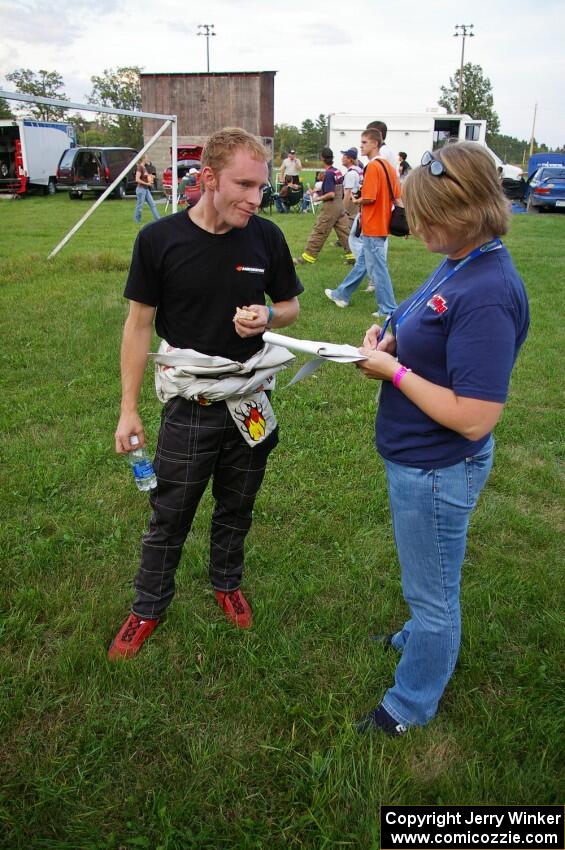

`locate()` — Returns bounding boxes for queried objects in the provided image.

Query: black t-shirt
[124,210,304,360]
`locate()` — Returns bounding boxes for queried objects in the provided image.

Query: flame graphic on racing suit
[234,400,267,441]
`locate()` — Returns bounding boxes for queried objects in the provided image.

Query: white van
[328,110,522,180]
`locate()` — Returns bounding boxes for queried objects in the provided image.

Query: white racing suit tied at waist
[150,339,295,447]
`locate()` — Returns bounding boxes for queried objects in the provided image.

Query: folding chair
[284,183,304,213]
[260,182,274,215]
[304,184,322,215]
[164,180,186,213]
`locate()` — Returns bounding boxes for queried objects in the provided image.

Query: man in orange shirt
[325,128,399,317]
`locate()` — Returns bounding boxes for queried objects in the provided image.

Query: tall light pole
[198,24,216,73]
[453,24,474,114]
[529,102,538,156]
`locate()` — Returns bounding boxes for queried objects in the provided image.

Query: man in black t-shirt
[109,128,303,660]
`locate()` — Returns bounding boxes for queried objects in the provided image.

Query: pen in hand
[377,315,392,345]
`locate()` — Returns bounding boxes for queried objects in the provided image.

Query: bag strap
[376,158,396,204]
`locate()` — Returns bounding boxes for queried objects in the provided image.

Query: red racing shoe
[215,589,253,629]
[107,613,159,660]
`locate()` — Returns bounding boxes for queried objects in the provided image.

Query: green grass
[1,195,564,849]
[270,169,319,187]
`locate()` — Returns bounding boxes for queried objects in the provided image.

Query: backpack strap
[329,165,344,185]
[376,158,397,203]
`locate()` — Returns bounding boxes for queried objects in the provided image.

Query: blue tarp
[527,153,565,180]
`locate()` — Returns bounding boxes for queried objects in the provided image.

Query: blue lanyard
[378,239,503,341]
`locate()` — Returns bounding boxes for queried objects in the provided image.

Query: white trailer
[0,119,76,195]
[328,110,521,179]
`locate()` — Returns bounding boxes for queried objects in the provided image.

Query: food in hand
[235,307,258,321]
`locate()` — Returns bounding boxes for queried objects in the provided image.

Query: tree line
[439,63,564,164]
[2,66,563,164]
[274,115,328,161]
[0,67,144,150]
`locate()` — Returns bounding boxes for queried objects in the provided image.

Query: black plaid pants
[132,397,279,619]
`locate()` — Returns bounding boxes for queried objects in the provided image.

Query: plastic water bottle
[127,435,157,491]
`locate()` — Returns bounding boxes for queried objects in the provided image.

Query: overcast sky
[1,0,563,149]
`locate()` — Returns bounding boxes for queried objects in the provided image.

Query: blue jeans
[348,216,390,261]
[348,215,364,259]
[363,235,397,315]
[381,437,494,727]
[329,233,392,310]
[330,252,367,304]
[135,187,160,223]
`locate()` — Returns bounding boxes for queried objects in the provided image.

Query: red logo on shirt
[427,294,448,314]
[236,265,265,274]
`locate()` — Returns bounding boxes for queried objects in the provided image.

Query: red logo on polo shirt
[427,294,448,314]
[236,265,265,274]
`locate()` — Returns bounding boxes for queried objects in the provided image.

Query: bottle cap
[129,435,140,447]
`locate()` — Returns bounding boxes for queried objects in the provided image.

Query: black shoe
[371,633,395,650]
[355,704,408,737]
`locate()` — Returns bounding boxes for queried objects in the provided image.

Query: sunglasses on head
[421,150,463,188]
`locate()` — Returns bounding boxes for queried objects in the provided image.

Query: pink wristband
[392,365,411,388]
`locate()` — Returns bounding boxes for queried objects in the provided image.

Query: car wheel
[0,161,8,178]
[114,181,126,199]
[46,178,56,196]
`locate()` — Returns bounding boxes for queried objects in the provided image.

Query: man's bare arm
[115,301,156,453]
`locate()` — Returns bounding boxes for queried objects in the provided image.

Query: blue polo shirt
[376,244,530,469]
[321,166,343,195]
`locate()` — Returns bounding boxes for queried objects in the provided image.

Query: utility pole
[453,24,474,114]
[198,24,216,73]
[529,102,538,156]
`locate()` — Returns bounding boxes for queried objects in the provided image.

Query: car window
[107,150,126,165]
[59,149,77,168]
[540,168,565,180]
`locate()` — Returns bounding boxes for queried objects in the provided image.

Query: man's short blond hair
[201,127,268,174]
[403,142,511,241]
[361,128,383,147]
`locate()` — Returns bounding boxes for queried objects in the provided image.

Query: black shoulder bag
[376,159,410,237]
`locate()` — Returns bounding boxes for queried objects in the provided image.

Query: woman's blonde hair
[402,142,511,241]
[201,127,268,174]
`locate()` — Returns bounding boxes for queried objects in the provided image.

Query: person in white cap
[341,147,363,224]
[279,149,302,185]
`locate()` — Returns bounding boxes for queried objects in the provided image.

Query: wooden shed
[140,71,276,178]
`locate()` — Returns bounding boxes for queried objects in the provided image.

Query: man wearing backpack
[293,147,354,265]
[325,128,399,317]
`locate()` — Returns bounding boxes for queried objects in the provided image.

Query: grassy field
[0,194,563,849]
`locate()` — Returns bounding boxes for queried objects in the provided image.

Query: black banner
[381,806,564,850]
